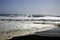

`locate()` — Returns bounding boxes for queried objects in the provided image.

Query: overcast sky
[0,0,60,15]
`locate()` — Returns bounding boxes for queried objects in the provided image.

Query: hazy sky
[0,0,60,15]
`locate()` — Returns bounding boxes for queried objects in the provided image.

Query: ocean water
[0,14,60,22]
[0,14,60,40]
[0,14,26,17]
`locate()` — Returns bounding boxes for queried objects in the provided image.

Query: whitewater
[0,16,60,40]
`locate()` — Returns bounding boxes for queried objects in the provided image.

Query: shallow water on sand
[0,20,58,40]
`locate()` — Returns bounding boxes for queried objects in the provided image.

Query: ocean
[0,14,60,40]
[0,14,25,17]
